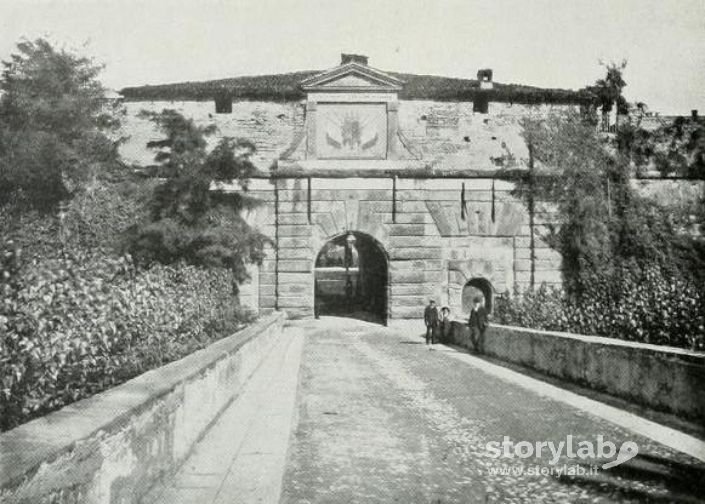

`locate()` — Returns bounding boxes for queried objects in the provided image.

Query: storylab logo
[486,435,639,469]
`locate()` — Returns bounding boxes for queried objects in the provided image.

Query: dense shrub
[0,38,264,432]
[0,176,257,431]
[0,146,260,432]
[495,265,705,351]
[0,247,252,431]
[61,178,157,250]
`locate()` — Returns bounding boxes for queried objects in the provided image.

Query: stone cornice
[301,62,404,93]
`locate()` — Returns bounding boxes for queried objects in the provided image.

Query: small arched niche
[462,278,494,313]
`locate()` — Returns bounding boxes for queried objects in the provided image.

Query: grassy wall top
[119,70,594,106]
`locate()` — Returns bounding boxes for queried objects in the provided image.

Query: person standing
[439,306,452,343]
[423,299,439,346]
[468,296,489,353]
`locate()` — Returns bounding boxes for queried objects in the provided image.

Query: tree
[0,38,120,211]
[511,110,705,348]
[519,108,705,296]
[585,60,629,115]
[519,111,615,296]
[517,60,705,297]
[127,109,270,284]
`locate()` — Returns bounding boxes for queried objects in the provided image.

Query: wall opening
[314,231,388,324]
[214,92,232,114]
[462,277,493,313]
[473,94,489,114]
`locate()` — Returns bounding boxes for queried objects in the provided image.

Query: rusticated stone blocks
[247,176,563,320]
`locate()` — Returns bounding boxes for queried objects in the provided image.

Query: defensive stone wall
[118,99,572,171]
[397,101,575,170]
[0,312,286,504]
[118,101,305,169]
[446,322,705,423]
[119,97,702,322]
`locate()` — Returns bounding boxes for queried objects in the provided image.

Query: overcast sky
[1,0,703,114]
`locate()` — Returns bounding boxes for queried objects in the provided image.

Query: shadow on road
[558,453,705,503]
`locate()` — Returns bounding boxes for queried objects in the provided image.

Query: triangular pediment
[321,74,379,87]
[301,62,403,92]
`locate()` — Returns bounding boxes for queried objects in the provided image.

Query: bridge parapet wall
[0,312,287,504]
[447,321,705,423]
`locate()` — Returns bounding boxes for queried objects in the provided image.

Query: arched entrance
[314,232,388,324]
[462,277,494,313]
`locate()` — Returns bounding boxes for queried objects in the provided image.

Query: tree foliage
[519,111,615,295]
[127,109,270,283]
[0,38,121,210]
[519,110,704,295]
[0,40,264,431]
[583,60,629,114]
[618,115,705,179]
[510,100,705,348]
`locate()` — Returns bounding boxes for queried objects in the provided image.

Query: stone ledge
[446,321,705,423]
[491,324,705,364]
[0,312,287,503]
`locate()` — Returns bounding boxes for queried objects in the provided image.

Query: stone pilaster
[387,101,399,160]
[305,101,317,159]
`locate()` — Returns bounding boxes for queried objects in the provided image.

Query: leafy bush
[0,39,264,432]
[0,246,252,431]
[61,177,157,250]
[495,265,705,351]
[0,173,256,432]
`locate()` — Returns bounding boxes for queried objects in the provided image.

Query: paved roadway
[145,317,705,504]
[280,318,705,504]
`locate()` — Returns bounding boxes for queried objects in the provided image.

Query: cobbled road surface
[280,318,705,504]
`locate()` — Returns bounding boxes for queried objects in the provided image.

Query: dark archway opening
[462,277,494,314]
[314,232,388,324]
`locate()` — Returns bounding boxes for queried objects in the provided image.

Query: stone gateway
[121,55,571,323]
[238,56,564,323]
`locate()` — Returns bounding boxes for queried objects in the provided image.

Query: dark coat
[424,305,439,326]
[468,306,488,331]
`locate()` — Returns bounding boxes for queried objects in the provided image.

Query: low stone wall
[447,321,705,422]
[0,312,286,504]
